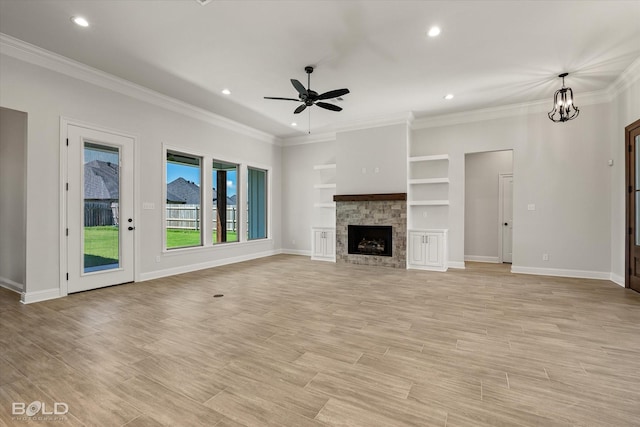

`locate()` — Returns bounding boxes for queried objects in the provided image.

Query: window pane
[213,160,239,244]
[166,151,202,249]
[248,167,267,240]
[84,142,120,272]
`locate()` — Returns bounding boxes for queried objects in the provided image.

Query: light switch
[527,204,535,211]
[143,202,155,210]
[361,167,367,174]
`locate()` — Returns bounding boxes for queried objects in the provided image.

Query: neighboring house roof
[166,190,186,204]
[167,177,201,204]
[213,193,237,206]
[84,160,119,200]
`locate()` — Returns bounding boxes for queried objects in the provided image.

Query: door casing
[625,118,640,291]
[60,117,139,297]
[498,173,514,264]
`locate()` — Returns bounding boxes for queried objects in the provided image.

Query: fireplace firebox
[348,225,392,257]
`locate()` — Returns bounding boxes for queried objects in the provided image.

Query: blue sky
[167,163,236,196]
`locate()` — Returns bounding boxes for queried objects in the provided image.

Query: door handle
[128,226,135,231]
[504,222,508,226]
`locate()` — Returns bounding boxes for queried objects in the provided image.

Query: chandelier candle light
[548,72,579,122]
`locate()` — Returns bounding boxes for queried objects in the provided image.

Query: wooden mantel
[333,193,407,202]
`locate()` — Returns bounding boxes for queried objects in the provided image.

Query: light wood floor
[1,256,640,426]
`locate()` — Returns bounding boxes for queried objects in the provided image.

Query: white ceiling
[1,1,639,139]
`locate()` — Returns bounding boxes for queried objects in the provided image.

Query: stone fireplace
[334,193,407,268]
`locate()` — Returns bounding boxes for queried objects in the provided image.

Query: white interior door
[500,174,513,263]
[67,124,135,293]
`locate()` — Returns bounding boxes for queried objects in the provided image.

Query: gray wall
[464,150,513,261]
[336,124,407,195]
[412,102,612,273]
[1,54,282,298]
[0,107,27,291]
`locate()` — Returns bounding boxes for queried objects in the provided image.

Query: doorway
[64,122,136,293]
[625,118,640,293]
[464,150,513,264]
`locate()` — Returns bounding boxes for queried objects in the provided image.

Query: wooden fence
[84,203,236,231]
[85,201,119,226]
[166,204,237,231]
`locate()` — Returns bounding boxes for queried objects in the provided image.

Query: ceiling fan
[264,66,350,114]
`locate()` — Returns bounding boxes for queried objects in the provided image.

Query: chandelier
[548,73,579,122]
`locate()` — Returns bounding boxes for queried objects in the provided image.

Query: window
[166,151,202,249]
[247,167,267,240]
[212,160,238,244]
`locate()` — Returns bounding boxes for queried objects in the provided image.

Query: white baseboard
[610,273,625,287]
[511,265,611,281]
[0,276,23,293]
[448,261,466,269]
[139,249,280,282]
[281,249,312,256]
[464,255,500,263]
[21,287,61,304]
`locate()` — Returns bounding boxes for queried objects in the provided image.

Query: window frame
[212,158,240,245]
[247,165,270,241]
[164,148,205,251]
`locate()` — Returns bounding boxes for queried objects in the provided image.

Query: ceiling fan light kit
[548,72,579,123]
[264,66,350,116]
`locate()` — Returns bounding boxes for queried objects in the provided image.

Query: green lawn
[84,226,119,268]
[84,227,238,265]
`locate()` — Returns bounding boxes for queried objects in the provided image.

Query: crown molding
[280,131,337,147]
[280,111,414,146]
[412,55,640,131]
[0,33,278,145]
[609,55,640,98]
[411,88,610,130]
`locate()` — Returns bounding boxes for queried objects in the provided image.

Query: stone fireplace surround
[334,193,407,268]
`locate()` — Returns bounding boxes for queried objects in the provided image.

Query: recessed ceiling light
[291,122,298,127]
[428,26,441,37]
[444,94,454,100]
[221,89,231,95]
[71,16,89,27]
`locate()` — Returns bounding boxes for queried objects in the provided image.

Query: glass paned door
[84,142,121,272]
[67,124,135,294]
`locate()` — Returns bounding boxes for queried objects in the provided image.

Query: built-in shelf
[409,154,449,162]
[314,202,336,208]
[408,178,449,185]
[409,200,450,206]
[313,163,337,170]
[313,183,337,189]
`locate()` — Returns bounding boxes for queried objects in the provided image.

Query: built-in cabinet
[407,229,448,271]
[311,227,336,262]
[406,147,450,270]
[311,163,336,261]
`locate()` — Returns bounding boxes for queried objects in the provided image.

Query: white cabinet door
[324,229,335,258]
[425,233,441,267]
[408,231,427,266]
[312,229,325,258]
[311,228,336,262]
[408,229,447,271]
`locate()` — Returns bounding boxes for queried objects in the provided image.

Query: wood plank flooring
[1,256,640,426]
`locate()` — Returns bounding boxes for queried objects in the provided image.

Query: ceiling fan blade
[316,102,342,112]
[264,97,300,101]
[294,104,307,114]
[291,79,308,96]
[317,88,350,100]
